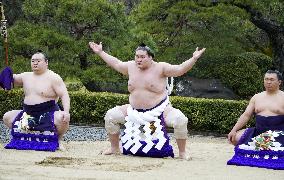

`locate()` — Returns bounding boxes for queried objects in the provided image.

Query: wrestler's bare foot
[101,148,121,155]
[58,142,66,151]
[178,152,192,160]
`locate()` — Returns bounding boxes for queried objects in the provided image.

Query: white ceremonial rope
[166,77,174,95]
[122,96,169,154]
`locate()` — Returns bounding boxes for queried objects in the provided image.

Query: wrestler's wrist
[191,56,198,62]
[97,50,104,56]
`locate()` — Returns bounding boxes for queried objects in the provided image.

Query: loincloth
[227,115,284,170]
[5,100,60,151]
[121,96,174,158]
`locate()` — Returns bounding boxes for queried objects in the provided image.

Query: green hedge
[191,52,272,99]
[0,90,253,134]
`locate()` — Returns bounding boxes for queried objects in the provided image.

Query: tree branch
[232,2,284,34]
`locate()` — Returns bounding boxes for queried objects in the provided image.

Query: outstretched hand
[192,47,206,60]
[89,42,103,54]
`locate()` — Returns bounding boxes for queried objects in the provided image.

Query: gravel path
[0,121,177,144]
[0,121,110,143]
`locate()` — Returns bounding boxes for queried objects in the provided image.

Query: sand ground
[0,136,283,180]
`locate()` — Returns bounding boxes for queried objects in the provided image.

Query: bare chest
[255,97,284,114]
[128,68,166,92]
[23,76,56,98]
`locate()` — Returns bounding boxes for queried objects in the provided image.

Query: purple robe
[0,66,13,90]
[227,115,284,170]
[5,100,60,151]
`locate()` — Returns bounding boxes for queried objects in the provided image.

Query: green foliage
[70,91,129,125]
[0,90,24,117]
[130,0,253,64]
[8,0,133,70]
[9,21,77,62]
[217,56,263,98]
[191,52,272,98]
[6,56,30,74]
[171,96,253,133]
[2,0,25,26]
[2,0,280,100]
[80,65,128,93]
[49,62,82,81]
[65,78,86,92]
[0,90,252,133]
[239,52,273,74]
[231,0,284,25]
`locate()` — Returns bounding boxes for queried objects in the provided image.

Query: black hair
[135,43,155,58]
[35,50,48,61]
[266,69,283,81]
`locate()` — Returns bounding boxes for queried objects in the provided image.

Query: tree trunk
[232,2,284,72]
[269,33,284,72]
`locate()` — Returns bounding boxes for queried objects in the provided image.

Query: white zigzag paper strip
[122,96,170,154]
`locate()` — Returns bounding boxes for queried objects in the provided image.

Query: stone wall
[174,77,238,99]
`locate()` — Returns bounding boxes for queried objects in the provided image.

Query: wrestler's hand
[192,47,206,60]
[61,111,70,123]
[227,130,236,144]
[89,42,103,54]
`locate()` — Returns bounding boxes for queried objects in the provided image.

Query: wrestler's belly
[129,90,167,109]
[24,95,58,105]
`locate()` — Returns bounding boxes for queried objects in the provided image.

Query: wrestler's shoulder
[47,70,63,80]
[47,70,60,76]
[253,92,265,98]
[156,62,171,69]
[247,92,263,103]
[20,72,33,77]
[278,90,284,96]
[127,60,135,65]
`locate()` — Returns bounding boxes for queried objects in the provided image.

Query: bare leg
[103,104,129,155]
[54,111,70,151]
[232,129,246,146]
[2,110,21,129]
[176,139,187,159]
[103,133,121,155]
[164,106,189,160]
[103,105,128,155]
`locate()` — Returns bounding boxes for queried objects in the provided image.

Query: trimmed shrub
[0,90,253,134]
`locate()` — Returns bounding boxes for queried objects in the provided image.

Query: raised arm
[228,96,256,144]
[162,47,206,77]
[89,42,128,75]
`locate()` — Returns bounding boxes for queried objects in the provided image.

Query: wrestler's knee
[54,111,69,127]
[104,106,125,134]
[2,112,11,128]
[3,110,20,129]
[54,111,69,136]
[166,109,188,139]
